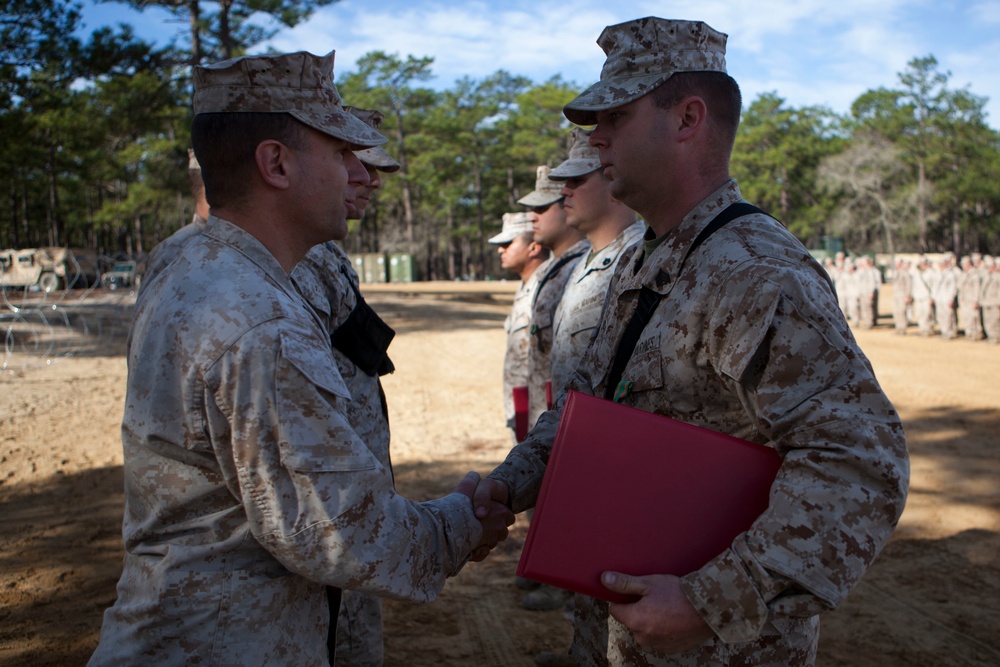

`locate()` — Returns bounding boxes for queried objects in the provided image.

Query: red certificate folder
[516,390,782,604]
[513,386,529,441]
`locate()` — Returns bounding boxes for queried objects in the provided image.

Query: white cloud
[256,0,998,127]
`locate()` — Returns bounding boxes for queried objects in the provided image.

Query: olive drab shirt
[88,217,481,667]
[490,181,909,666]
[549,221,645,394]
[526,239,590,426]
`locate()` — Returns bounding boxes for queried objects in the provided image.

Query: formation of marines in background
[822,251,1000,342]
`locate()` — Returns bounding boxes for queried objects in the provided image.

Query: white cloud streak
[256,0,1000,127]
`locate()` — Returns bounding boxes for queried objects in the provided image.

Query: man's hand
[602,571,715,654]
[454,472,514,561]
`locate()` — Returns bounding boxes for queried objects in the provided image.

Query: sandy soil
[1,285,998,666]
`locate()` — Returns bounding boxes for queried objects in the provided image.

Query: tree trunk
[219,0,233,59]
[917,159,928,251]
[189,0,203,64]
[48,145,60,247]
[391,112,415,246]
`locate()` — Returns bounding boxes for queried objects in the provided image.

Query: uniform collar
[624,179,743,293]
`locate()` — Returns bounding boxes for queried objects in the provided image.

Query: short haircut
[191,112,309,208]
[651,71,742,155]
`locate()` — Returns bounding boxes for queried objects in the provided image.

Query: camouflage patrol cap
[488,212,535,245]
[192,51,385,149]
[563,17,728,126]
[549,128,601,180]
[346,106,401,172]
[517,166,564,207]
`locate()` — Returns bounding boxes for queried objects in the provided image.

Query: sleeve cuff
[426,492,482,574]
[680,547,771,643]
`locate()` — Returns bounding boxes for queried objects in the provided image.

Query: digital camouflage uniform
[526,239,590,426]
[981,266,1000,343]
[958,263,984,340]
[892,263,913,334]
[933,260,959,339]
[910,263,935,335]
[503,268,542,435]
[549,221,645,393]
[291,242,393,667]
[88,216,481,667]
[141,217,206,287]
[490,181,909,666]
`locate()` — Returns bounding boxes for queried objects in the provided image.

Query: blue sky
[79,0,1000,129]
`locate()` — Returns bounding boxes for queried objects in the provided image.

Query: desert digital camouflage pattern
[142,219,207,290]
[192,51,386,149]
[292,242,392,666]
[501,268,541,435]
[549,221,644,394]
[490,180,909,665]
[525,239,590,426]
[518,165,565,207]
[88,216,480,667]
[981,264,1000,342]
[549,127,602,179]
[346,106,401,172]
[563,17,728,126]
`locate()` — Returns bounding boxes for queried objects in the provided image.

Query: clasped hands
[453,473,513,562]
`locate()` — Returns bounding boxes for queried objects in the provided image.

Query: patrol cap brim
[563,73,672,126]
[355,145,401,172]
[548,158,602,180]
[487,229,521,245]
[517,191,563,207]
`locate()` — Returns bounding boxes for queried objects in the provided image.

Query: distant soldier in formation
[892,258,913,335]
[981,256,1000,344]
[958,254,985,341]
[490,212,550,442]
[842,259,861,325]
[856,256,881,329]
[933,254,960,340]
[911,257,936,336]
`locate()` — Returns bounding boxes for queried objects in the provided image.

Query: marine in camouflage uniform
[317,106,403,667]
[478,18,908,666]
[981,257,1000,344]
[910,258,935,336]
[957,255,984,340]
[141,100,413,667]
[88,51,511,667]
[892,258,913,334]
[933,255,960,339]
[548,128,644,394]
[518,165,590,428]
[489,212,549,439]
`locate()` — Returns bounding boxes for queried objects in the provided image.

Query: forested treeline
[3,0,999,280]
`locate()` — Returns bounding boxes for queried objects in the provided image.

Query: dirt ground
[1,285,999,667]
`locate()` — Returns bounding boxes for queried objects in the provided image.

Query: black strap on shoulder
[531,245,588,309]
[602,202,765,400]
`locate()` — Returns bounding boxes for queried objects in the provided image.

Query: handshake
[453,472,515,562]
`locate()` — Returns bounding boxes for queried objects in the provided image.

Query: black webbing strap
[602,202,765,400]
[326,586,342,661]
